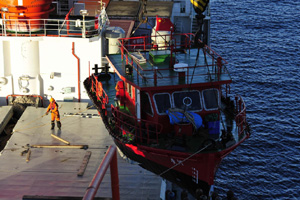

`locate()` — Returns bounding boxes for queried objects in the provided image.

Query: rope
[131,0,148,36]
[13,104,95,133]
[159,142,212,177]
[167,108,198,130]
[188,47,201,87]
[188,46,229,133]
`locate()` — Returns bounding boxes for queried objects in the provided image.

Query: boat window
[202,89,219,110]
[172,90,202,111]
[153,93,172,115]
[141,92,153,116]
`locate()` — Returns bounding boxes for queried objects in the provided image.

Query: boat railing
[0,7,108,38]
[83,145,120,200]
[89,72,163,144]
[235,95,248,137]
[90,74,109,112]
[118,33,230,83]
[111,105,163,145]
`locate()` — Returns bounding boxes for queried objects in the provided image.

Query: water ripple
[210,0,300,199]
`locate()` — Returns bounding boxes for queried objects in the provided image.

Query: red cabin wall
[124,82,136,116]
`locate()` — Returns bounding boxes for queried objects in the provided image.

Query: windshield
[153,93,171,114]
[202,89,219,110]
[173,91,202,111]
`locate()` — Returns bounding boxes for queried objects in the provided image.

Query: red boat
[84,25,250,195]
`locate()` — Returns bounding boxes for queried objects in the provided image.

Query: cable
[158,142,212,177]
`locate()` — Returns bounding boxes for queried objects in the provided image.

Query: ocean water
[209,0,300,199]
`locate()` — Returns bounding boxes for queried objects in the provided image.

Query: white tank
[10,39,40,95]
[105,27,125,54]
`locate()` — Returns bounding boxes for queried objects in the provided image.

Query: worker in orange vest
[45,98,61,130]
[115,80,125,107]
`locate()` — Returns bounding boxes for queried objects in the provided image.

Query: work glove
[45,112,48,115]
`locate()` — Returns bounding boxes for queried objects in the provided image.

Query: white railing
[0,7,108,38]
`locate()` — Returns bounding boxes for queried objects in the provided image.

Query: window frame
[172,90,203,112]
[141,92,154,117]
[202,88,220,111]
[153,92,172,115]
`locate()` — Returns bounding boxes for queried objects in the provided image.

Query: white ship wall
[0,36,104,105]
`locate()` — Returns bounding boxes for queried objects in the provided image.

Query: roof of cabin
[106,1,173,18]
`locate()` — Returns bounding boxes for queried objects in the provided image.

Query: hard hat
[49,98,55,103]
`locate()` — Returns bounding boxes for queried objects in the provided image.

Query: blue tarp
[166,110,203,129]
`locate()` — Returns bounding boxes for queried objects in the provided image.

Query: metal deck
[0,103,162,200]
[107,48,232,89]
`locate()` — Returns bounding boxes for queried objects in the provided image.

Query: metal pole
[83,145,120,200]
[110,149,120,200]
[82,15,86,38]
[3,12,6,36]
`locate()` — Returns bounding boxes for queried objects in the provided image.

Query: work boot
[57,121,61,130]
[51,121,55,130]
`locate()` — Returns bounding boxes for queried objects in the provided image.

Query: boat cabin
[85,32,248,152]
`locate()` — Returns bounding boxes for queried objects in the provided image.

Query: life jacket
[50,102,58,111]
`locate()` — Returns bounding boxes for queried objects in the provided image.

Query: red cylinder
[0,0,54,32]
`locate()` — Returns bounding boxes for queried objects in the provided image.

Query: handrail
[82,145,120,200]
[111,105,163,144]
[91,74,109,111]
[117,33,230,82]
[0,18,100,37]
[89,73,163,144]
[0,6,107,38]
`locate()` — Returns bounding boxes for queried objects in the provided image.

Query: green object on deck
[149,50,175,64]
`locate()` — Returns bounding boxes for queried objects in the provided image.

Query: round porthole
[183,97,192,107]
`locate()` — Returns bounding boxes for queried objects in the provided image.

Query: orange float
[0,0,54,32]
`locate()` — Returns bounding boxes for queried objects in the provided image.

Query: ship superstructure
[84,13,250,195]
[0,0,205,107]
[0,0,109,105]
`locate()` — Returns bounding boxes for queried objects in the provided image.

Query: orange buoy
[0,0,54,32]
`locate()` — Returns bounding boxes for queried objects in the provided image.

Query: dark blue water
[209,0,300,199]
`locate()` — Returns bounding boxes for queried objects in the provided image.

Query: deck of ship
[0,103,162,200]
[106,46,232,89]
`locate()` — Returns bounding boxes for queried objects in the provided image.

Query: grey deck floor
[0,103,162,200]
[107,49,231,89]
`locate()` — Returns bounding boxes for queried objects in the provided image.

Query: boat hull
[84,76,249,195]
[113,138,214,195]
